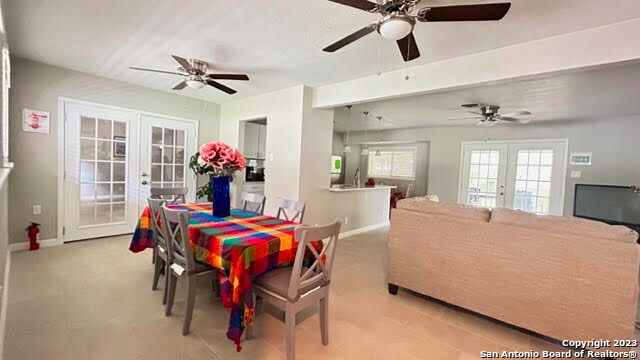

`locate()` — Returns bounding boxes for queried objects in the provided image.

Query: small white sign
[570,152,592,166]
[23,108,50,133]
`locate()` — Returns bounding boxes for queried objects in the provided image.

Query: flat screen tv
[573,184,640,234]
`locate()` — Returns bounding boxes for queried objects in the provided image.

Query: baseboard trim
[339,221,389,239]
[0,251,11,359]
[8,238,63,252]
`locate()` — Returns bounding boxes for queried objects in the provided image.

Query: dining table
[129,202,305,351]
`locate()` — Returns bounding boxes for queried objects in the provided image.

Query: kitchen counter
[328,185,397,193]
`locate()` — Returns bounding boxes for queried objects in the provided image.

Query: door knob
[141,180,149,185]
[141,172,148,177]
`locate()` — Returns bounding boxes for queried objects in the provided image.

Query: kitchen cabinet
[243,183,264,195]
[257,124,266,159]
[243,123,266,159]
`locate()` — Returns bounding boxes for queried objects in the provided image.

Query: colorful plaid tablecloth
[129,203,301,351]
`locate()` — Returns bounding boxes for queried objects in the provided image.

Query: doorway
[459,140,568,215]
[61,99,198,242]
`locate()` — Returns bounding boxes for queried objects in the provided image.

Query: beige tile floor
[4,228,569,360]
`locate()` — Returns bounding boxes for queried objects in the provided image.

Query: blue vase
[211,176,231,217]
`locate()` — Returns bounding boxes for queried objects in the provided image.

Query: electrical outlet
[33,205,42,215]
[344,217,349,225]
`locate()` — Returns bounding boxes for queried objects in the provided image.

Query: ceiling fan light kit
[378,12,415,40]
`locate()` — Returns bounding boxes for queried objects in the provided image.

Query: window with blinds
[367,147,416,180]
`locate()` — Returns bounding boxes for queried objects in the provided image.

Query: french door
[63,100,197,242]
[459,140,567,215]
[138,115,197,213]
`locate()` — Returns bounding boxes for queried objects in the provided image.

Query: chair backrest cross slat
[286,220,341,301]
[161,205,195,272]
[151,187,188,204]
[241,192,266,215]
[275,198,306,223]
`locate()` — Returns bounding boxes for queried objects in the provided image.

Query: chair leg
[182,275,197,336]
[152,246,156,264]
[162,260,170,305]
[152,257,164,291]
[285,308,296,360]
[319,295,329,346]
[165,271,178,317]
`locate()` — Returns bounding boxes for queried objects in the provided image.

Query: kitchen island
[328,184,397,192]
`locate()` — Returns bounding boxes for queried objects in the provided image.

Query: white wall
[219,86,390,232]
[219,85,305,213]
[313,18,640,108]
[8,57,220,243]
[348,117,640,215]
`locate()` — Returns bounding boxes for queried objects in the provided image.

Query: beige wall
[348,117,640,215]
[8,57,220,243]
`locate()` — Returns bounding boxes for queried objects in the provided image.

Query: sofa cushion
[397,198,490,222]
[490,207,639,243]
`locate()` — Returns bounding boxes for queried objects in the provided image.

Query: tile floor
[5,228,570,359]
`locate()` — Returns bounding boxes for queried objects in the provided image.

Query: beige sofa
[388,198,640,343]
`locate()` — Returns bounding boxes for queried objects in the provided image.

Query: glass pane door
[139,115,197,208]
[459,144,508,208]
[64,101,139,241]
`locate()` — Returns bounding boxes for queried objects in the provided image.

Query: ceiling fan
[130,55,249,95]
[449,104,531,126]
[323,0,511,62]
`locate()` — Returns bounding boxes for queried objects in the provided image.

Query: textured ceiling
[5,0,640,104]
[333,60,640,131]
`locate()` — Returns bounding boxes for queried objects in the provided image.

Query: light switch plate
[570,170,582,178]
[33,205,42,215]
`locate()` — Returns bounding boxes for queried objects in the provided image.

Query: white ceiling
[333,60,640,131]
[5,0,640,104]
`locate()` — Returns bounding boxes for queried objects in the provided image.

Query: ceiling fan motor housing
[178,59,208,75]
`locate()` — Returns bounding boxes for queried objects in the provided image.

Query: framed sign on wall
[570,152,592,166]
[23,108,50,134]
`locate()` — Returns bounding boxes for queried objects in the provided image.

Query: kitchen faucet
[354,168,360,187]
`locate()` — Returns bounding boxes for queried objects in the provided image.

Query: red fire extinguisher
[26,222,40,251]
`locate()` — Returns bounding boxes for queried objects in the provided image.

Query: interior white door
[138,115,197,209]
[459,144,508,208]
[63,102,140,241]
[460,140,567,215]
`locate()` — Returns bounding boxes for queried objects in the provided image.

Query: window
[467,149,501,208]
[367,146,416,180]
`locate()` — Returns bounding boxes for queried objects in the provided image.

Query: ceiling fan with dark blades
[449,104,531,126]
[130,55,250,95]
[323,0,511,62]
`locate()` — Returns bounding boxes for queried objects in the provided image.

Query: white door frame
[457,138,569,215]
[57,97,199,243]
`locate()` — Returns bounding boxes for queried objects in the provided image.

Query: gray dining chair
[241,192,266,215]
[162,205,216,336]
[150,187,187,264]
[148,198,171,305]
[275,198,306,223]
[150,187,187,204]
[248,220,342,360]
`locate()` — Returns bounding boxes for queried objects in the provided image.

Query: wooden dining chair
[150,187,187,204]
[275,198,306,223]
[248,220,342,360]
[150,187,187,264]
[162,205,216,336]
[241,192,266,215]
[148,198,171,305]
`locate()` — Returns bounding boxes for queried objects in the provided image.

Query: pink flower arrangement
[196,141,246,177]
